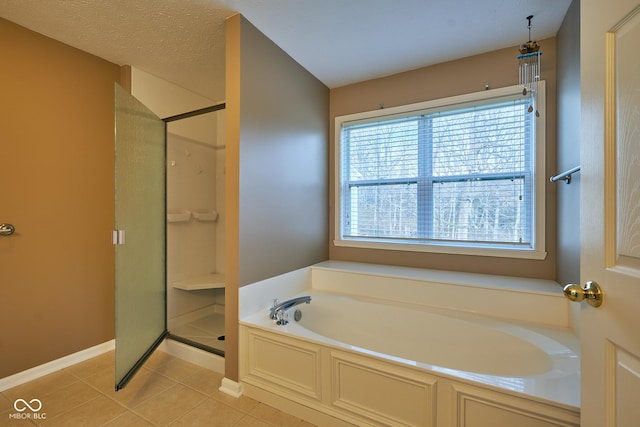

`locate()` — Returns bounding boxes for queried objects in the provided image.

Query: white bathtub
[297,291,575,378]
[240,262,580,427]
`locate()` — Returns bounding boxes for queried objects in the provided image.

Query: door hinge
[112,230,126,245]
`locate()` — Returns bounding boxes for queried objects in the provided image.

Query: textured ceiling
[0,0,571,102]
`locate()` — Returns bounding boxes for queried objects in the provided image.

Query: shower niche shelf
[173,273,225,290]
[193,210,218,222]
[167,209,218,223]
[167,209,191,223]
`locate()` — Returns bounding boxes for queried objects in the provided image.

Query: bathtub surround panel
[246,328,322,401]
[310,261,569,328]
[331,351,437,427]
[0,18,121,378]
[239,266,313,319]
[239,263,580,426]
[241,289,579,405]
[452,383,579,427]
[241,327,579,427]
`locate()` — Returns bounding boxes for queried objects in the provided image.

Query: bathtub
[239,262,580,427]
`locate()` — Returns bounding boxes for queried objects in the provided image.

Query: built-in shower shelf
[173,273,225,290]
[167,209,191,223]
[193,210,218,222]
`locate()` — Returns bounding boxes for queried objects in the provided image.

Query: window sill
[333,239,548,260]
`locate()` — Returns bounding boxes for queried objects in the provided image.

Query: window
[335,84,546,259]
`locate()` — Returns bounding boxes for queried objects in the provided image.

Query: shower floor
[169,312,225,354]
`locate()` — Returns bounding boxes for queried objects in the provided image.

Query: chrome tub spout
[270,296,311,325]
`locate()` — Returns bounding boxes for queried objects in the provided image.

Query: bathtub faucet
[269,296,311,325]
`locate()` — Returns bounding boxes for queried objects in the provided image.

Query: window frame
[334,83,547,260]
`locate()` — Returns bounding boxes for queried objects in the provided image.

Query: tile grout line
[34,393,104,426]
[62,361,187,427]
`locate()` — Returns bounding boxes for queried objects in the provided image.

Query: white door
[580,1,640,426]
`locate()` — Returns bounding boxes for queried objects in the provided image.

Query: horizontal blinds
[346,119,419,181]
[431,103,526,177]
[342,96,534,246]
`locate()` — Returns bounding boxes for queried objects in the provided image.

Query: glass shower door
[114,83,167,390]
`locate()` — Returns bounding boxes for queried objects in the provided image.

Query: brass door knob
[563,281,603,307]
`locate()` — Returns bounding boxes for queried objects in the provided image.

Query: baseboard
[219,377,243,398]
[0,340,115,392]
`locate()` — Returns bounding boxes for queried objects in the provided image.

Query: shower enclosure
[114,84,226,390]
[165,105,226,356]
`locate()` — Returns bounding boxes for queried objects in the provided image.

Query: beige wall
[329,40,558,280]
[235,17,330,287]
[225,14,329,380]
[225,13,242,383]
[0,18,121,377]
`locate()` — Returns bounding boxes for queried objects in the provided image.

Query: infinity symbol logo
[13,398,42,412]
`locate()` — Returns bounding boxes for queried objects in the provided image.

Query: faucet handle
[271,298,279,308]
[276,310,289,325]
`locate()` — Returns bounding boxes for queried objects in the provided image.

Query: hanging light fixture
[518,15,541,117]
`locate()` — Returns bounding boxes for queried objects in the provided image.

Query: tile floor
[0,351,316,426]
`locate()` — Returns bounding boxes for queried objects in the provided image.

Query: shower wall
[167,112,225,324]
